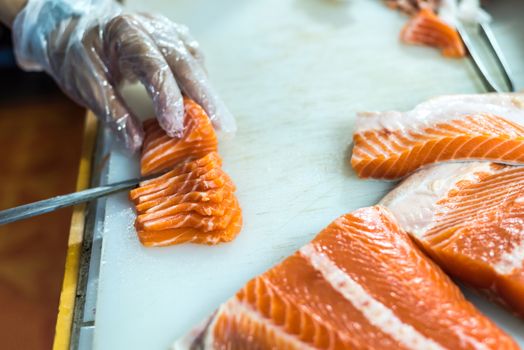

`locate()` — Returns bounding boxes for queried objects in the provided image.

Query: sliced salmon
[381,161,524,317]
[131,99,242,247]
[129,153,223,201]
[175,206,517,349]
[135,185,234,213]
[137,152,222,189]
[351,93,524,180]
[138,210,242,247]
[136,196,240,232]
[140,98,218,176]
[401,8,465,58]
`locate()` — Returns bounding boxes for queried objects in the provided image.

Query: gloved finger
[104,15,185,138]
[137,13,205,68]
[170,51,236,135]
[65,27,143,152]
[146,22,236,135]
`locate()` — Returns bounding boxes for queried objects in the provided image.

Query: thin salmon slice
[130,153,223,201]
[381,161,524,317]
[135,185,234,213]
[130,166,229,203]
[136,195,239,232]
[174,206,517,349]
[133,169,232,205]
[138,211,242,247]
[136,191,235,220]
[140,98,218,176]
[132,99,242,247]
[351,93,524,180]
[138,152,222,189]
[401,8,465,58]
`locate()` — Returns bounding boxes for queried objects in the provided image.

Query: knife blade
[0,174,157,226]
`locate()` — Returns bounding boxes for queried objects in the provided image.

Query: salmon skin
[351,93,524,180]
[131,98,242,247]
[401,8,465,58]
[381,161,524,318]
[174,206,517,349]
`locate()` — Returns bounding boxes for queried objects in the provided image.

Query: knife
[0,174,157,226]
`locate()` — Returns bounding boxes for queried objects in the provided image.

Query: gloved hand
[12,0,236,152]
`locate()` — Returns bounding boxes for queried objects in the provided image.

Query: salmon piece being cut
[131,100,242,247]
[381,161,524,317]
[140,98,218,176]
[174,206,517,349]
[351,93,524,180]
[401,8,465,58]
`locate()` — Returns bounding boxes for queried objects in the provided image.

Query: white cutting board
[93,0,524,348]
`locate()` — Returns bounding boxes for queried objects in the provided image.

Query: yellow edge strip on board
[53,112,98,350]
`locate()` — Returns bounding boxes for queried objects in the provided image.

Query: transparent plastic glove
[12,0,236,153]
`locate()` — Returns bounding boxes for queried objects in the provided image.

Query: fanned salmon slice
[351,93,524,180]
[138,152,222,188]
[140,98,218,176]
[136,191,235,220]
[135,185,234,213]
[381,161,524,317]
[174,206,517,349]
[130,163,229,203]
[401,8,465,58]
[138,211,242,247]
[133,170,232,204]
[131,99,242,247]
[136,195,239,232]
[130,154,222,200]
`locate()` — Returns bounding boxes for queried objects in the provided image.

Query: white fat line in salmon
[299,244,446,350]
[494,239,524,275]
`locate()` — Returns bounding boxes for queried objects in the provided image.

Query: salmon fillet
[381,161,524,318]
[131,99,242,247]
[140,98,218,176]
[401,9,465,58]
[174,206,517,349]
[351,93,524,180]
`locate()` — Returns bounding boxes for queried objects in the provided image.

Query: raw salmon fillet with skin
[401,8,465,58]
[174,206,517,349]
[351,93,524,180]
[381,161,524,318]
[130,98,242,247]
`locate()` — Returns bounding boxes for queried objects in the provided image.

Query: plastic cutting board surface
[93,0,524,348]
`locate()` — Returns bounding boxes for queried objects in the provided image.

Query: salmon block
[141,98,218,176]
[401,9,465,58]
[351,93,524,179]
[131,99,242,247]
[174,206,517,349]
[381,161,524,317]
